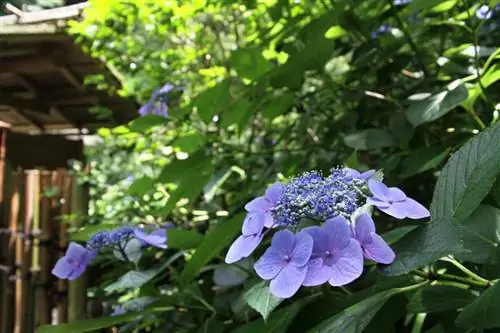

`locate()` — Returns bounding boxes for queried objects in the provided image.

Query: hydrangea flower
[367,180,430,219]
[344,168,375,181]
[138,83,174,117]
[134,228,168,249]
[254,230,313,298]
[476,5,493,19]
[353,213,395,264]
[245,183,284,228]
[302,216,363,287]
[225,212,265,264]
[52,242,95,280]
[394,0,411,5]
[371,24,390,38]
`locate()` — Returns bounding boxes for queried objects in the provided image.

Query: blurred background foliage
[46,0,500,332]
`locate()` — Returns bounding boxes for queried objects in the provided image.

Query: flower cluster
[476,4,500,20]
[225,167,430,298]
[52,226,168,281]
[138,83,179,117]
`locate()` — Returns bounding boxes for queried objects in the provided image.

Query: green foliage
[43,0,500,332]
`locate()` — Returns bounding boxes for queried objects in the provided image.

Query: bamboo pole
[54,171,68,323]
[0,126,10,333]
[13,170,25,333]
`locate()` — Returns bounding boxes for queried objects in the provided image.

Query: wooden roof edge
[0,2,89,26]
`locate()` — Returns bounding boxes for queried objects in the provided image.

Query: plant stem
[413,269,489,288]
[443,256,490,284]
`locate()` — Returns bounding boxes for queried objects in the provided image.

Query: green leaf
[456,281,500,329]
[172,132,206,153]
[128,115,167,132]
[193,81,231,123]
[406,0,451,11]
[113,238,143,263]
[220,97,254,128]
[343,129,396,150]
[457,205,500,264]
[70,224,116,242]
[157,150,209,183]
[179,213,245,288]
[36,313,138,333]
[399,146,450,179]
[463,64,500,111]
[262,91,295,119]
[388,112,415,144]
[381,225,418,245]
[407,285,476,313]
[243,281,283,320]
[104,269,159,293]
[308,284,426,333]
[232,302,302,333]
[167,229,204,249]
[230,47,272,81]
[127,176,154,196]
[405,83,468,126]
[203,167,234,202]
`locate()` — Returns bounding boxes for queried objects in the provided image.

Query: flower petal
[302,258,332,286]
[354,213,375,244]
[324,216,350,250]
[399,198,431,219]
[225,234,262,264]
[254,248,285,280]
[245,197,273,212]
[52,257,75,279]
[387,187,407,202]
[291,232,313,266]
[362,233,395,264]
[367,197,390,208]
[360,170,376,180]
[344,168,361,179]
[264,212,275,228]
[158,83,174,94]
[67,263,87,281]
[377,202,408,219]
[134,229,167,249]
[271,229,295,254]
[265,183,284,204]
[241,212,265,236]
[328,239,363,286]
[303,226,328,257]
[270,264,307,298]
[368,180,390,201]
[66,242,88,262]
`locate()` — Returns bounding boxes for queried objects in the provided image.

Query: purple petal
[52,257,74,279]
[362,233,395,264]
[66,242,88,261]
[241,212,265,236]
[399,198,431,219]
[368,180,390,201]
[133,229,167,249]
[158,83,174,94]
[254,248,285,280]
[302,258,332,286]
[328,239,364,286]
[354,213,376,244]
[303,226,329,257]
[367,197,390,208]
[291,232,313,266]
[265,183,284,204]
[270,264,307,298]
[344,168,361,179]
[225,234,262,264]
[138,104,150,116]
[324,216,350,250]
[263,212,275,228]
[271,230,295,254]
[387,187,407,202]
[377,202,408,219]
[67,263,87,281]
[360,170,376,180]
[245,197,273,213]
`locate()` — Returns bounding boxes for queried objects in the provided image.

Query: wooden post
[13,170,24,333]
[67,171,89,321]
[54,172,67,323]
[0,124,11,333]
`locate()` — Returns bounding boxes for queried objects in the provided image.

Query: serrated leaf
[383,122,500,275]
[36,313,138,333]
[213,259,251,287]
[230,47,272,81]
[343,129,396,150]
[243,281,283,320]
[128,115,167,132]
[399,146,450,179]
[457,205,500,264]
[105,269,158,293]
[232,302,302,333]
[407,285,476,313]
[406,84,468,126]
[456,281,500,329]
[193,81,231,123]
[157,150,209,184]
[179,213,245,288]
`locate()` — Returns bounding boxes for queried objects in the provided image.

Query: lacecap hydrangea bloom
[225,167,430,298]
[52,226,168,280]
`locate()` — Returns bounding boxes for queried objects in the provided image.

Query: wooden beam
[0,2,89,26]
[0,93,51,114]
[4,3,23,18]
[58,66,84,92]
[14,109,44,132]
[0,56,56,74]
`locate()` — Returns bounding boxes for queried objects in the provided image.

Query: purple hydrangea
[476,5,493,19]
[245,183,284,228]
[353,213,395,264]
[225,212,265,264]
[138,83,175,117]
[254,230,313,298]
[134,228,168,249]
[367,180,430,219]
[302,216,363,287]
[52,242,95,280]
[344,168,375,181]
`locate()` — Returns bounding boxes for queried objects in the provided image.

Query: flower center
[284,254,291,262]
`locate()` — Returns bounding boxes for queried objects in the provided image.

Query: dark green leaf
[407,285,476,313]
[388,112,415,144]
[406,0,453,11]
[399,146,450,179]
[456,281,500,329]
[243,281,283,320]
[194,81,231,123]
[262,91,295,119]
[457,205,500,264]
[167,229,204,249]
[36,313,138,333]
[179,213,245,288]
[172,132,206,153]
[220,97,254,128]
[405,84,468,126]
[233,302,302,333]
[344,129,396,150]
[230,47,272,81]
[381,225,418,245]
[128,115,167,132]
[127,176,154,196]
[157,150,210,183]
[104,269,158,293]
